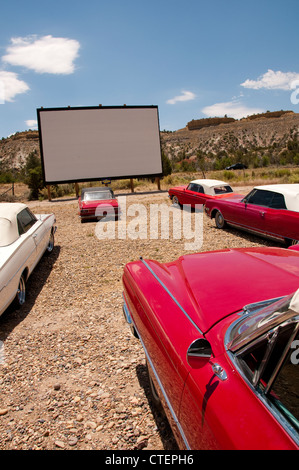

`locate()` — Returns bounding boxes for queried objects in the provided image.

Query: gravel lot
[0,189,275,450]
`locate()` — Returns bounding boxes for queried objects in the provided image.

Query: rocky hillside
[161,111,299,167]
[0,131,40,170]
[1,111,299,172]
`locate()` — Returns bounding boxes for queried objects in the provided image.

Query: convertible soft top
[189,179,231,195]
[255,184,299,212]
[0,203,27,246]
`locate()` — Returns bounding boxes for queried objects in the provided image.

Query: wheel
[215,210,226,229]
[172,196,181,207]
[285,238,299,247]
[15,274,26,307]
[46,230,55,253]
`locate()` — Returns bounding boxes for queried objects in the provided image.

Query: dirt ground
[0,188,276,450]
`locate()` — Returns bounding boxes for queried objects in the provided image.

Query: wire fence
[0,184,14,198]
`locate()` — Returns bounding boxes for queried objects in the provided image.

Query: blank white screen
[38,106,162,184]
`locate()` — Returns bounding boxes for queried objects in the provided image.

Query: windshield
[214,185,233,194]
[84,191,113,201]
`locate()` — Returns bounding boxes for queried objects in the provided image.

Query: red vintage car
[205,184,299,245]
[168,179,241,207]
[122,246,299,449]
[78,187,119,222]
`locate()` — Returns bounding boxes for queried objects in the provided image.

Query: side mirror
[187,338,212,368]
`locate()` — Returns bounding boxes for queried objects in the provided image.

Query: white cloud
[0,70,29,102]
[25,119,37,129]
[241,69,299,91]
[2,35,80,74]
[202,100,264,120]
[167,90,196,105]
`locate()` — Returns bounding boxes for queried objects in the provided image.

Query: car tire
[215,210,226,229]
[172,196,181,208]
[285,238,299,247]
[15,273,26,308]
[146,360,163,412]
[46,230,55,253]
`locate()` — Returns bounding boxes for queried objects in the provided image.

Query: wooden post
[156,177,161,190]
[47,185,51,201]
[130,179,134,193]
[75,182,79,197]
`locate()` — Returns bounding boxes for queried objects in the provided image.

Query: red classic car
[78,187,119,222]
[122,246,299,449]
[168,179,241,208]
[205,184,299,245]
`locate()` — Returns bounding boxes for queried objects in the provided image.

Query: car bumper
[79,208,119,219]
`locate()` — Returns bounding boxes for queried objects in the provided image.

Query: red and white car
[122,246,299,449]
[168,179,241,208]
[78,187,119,222]
[205,184,299,245]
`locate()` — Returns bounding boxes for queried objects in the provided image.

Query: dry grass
[1,166,299,202]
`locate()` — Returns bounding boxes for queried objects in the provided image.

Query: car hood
[138,247,299,333]
[169,185,187,191]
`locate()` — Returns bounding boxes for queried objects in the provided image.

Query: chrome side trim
[139,257,203,335]
[225,220,297,243]
[122,295,191,450]
[122,294,133,325]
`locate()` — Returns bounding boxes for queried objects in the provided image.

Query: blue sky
[0,0,299,138]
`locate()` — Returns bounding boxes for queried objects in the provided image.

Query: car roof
[190,179,230,187]
[0,203,28,246]
[135,247,299,333]
[189,179,231,195]
[0,202,27,220]
[254,184,299,211]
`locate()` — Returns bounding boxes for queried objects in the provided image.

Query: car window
[237,322,299,434]
[268,192,287,209]
[17,208,37,235]
[187,183,204,193]
[194,184,204,193]
[246,189,287,209]
[84,190,113,201]
[214,185,233,194]
[268,335,299,430]
[246,189,273,206]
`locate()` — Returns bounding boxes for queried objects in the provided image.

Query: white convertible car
[0,203,56,316]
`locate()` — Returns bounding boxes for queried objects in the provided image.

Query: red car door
[179,183,205,207]
[233,189,274,233]
[123,262,193,444]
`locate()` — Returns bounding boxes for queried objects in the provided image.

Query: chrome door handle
[210,362,227,381]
